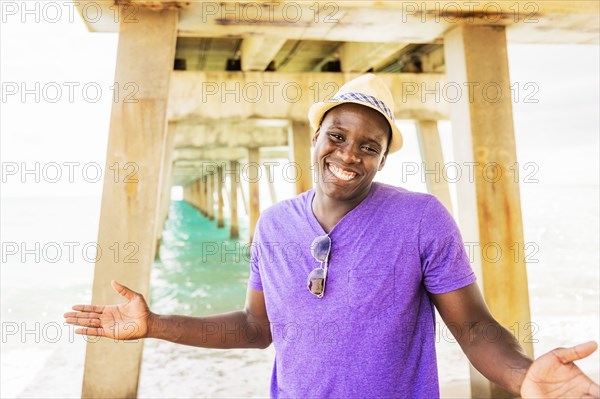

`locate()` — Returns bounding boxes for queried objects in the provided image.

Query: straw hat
[308,74,403,153]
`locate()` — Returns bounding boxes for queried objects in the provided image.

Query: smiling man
[65,74,599,399]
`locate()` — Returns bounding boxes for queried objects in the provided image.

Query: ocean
[1,183,598,398]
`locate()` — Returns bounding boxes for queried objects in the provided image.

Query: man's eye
[328,133,343,141]
[363,146,379,154]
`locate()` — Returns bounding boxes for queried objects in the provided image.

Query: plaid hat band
[332,92,395,121]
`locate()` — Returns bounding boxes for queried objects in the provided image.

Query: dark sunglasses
[307,234,332,298]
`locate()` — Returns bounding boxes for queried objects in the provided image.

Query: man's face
[312,103,389,202]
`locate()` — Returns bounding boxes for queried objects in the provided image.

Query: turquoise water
[150,201,251,316]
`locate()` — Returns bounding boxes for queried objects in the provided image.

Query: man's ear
[312,127,321,146]
[378,153,387,171]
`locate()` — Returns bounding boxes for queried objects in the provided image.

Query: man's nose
[336,143,361,164]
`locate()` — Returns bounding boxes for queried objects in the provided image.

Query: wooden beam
[241,36,287,71]
[247,148,260,242]
[230,161,240,238]
[173,120,290,148]
[289,122,314,194]
[444,24,532,398]
[217,166,225,227]
[415,120,453,215]
[340,43,409,72]
[82,8,178,399]
[168,72,449,122]
[78,1,599,45]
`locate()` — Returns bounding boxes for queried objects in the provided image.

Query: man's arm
[148,287,272,349]
[64,281,272,350]
[430,282,532,395]
[431,282,599,398]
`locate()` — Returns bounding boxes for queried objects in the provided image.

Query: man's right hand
[63,280,151,340]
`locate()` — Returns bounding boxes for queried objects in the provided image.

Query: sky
[1,5,599,199]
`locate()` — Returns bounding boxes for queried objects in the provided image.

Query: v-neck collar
[304,182,379,237]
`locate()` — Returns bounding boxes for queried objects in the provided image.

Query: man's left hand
[521,341,599,398]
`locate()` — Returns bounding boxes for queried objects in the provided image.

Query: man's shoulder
[372,182,436,206]
[258,190,311,226]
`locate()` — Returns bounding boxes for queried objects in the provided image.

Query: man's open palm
[521,341,600,398]
[63,280,150,340]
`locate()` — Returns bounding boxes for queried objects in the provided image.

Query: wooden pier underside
[75,1,599,398]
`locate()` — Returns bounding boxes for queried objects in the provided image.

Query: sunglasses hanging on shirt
[307,234,332,298]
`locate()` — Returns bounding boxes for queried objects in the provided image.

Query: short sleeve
[247,218,264,291]
[419,196,476,294]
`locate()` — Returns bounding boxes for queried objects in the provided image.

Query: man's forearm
[146,310,271,349]
[460,320,533,395]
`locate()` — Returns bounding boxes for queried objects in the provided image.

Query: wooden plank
[82,8,178,399]
[340,42,409,72]
[173,120,289,148]
[168,72,449,122]
[415,120,453,215]
[230,161,240,238]
[217,166,225,227]
[241,36,287,71]
[248,148,260,242]
[444,24,533,398]
[289,122,314,194]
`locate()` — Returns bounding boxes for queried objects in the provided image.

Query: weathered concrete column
[248,148,261,241]
[444,25,533,398]
[415,120,453,215]
[229,161,240,238]
[289,122,313,194]
[217,166,225,228]
[82,8,178,399]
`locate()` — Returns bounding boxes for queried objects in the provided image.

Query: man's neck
[311,184,372,233]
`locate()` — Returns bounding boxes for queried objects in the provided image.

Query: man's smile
[326,162,358,182]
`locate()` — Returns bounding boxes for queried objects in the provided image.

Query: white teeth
[328,163,356,181]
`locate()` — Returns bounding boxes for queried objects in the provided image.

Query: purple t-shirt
[248,182,476,398]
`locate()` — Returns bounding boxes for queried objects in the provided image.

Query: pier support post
[248,148,260,241]
[230,161,240,238]
[289,122,313,194]
[415,120,453,215]
[155,122,177,258]
[82,8,178,399]
[202,175,210,218]
[208,172,215,220]
[265,164,277,205]
[217,166,225,228]
[444,24,533,398]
